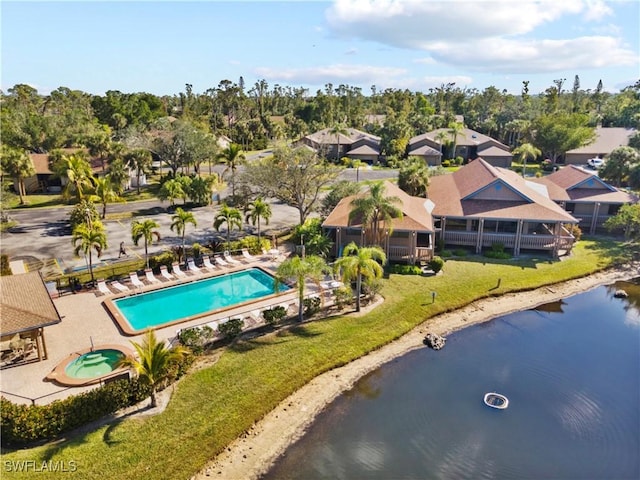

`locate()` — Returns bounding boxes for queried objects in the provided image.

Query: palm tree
[117,330,189,407]
[170,207,197,263]
[275,255,329,322]
[217,143,245,198]
[85,128,112,172]
[334,242,386,312]
[349,182,403,246]
[398,158,429,197]
[55,152,95,202]
[0,146,35,205]
[329,123,349,162]
[512,143,541,177]
[91,175,121,219]
[434,130,449,156]
[72,220,107,285]
[131,219,161,268]
[124,148,152,194]
[448,122,465,160]
[214,203,243,248]
[244,197,272,241]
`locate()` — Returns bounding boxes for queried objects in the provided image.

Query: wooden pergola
[1,271,62,365]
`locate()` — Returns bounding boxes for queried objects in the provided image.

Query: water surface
[265,280,640,479]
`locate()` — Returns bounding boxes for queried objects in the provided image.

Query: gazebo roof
[1,272,61,337]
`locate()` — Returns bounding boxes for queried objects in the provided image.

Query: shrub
[484,243,511,259]
[69,200,99,229]
[455,156,464,166]
[0,378,152,447]
[453,248,468,257]
[303,296,321,317]
[541,159,554,171]
[442,159,451,167]
[440,249,453,258]
[428,256,445,273]
[191,242,203,258]
[262,306,286,325]
[567,224,582,241]
[363,278,383,300]
[218,318,244,339]
[178,326,215,355]
[149,251,177,272]
[389,264,422,275]
[334,286,353,310]
[1,254,12,276]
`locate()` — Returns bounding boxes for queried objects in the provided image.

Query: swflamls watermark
[3,460,77,473]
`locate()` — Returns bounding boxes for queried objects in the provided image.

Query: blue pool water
[114,268,288,331]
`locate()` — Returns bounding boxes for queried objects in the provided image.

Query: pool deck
[0,257,333,405]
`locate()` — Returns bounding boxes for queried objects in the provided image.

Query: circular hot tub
[46,344,135,386]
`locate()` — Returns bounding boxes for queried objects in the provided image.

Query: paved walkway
[0,257,335,405]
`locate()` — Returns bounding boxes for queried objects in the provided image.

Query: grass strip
[1,238,634,479]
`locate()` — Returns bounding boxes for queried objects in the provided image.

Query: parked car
[587,157,604,169]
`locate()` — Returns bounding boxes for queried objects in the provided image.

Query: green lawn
[1,238,635,480]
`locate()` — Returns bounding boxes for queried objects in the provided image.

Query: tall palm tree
[334,242,386,312]
[91,175,121,219]
[214,203,243,248]
[55,152,95,202]
[275,255,329,322]
[512,143,541,177]
[124,148,152,194]
[0,146,35,205]
[117,330,190,407]
[131,219,161,268]
[217,143,245,198]
[85,128,112,172]
[72,220,107,285]
[244,197,272,241]
[448,122,465,160]
[329,123,349,162]
[170,207,197,262]
[349,181,403,246]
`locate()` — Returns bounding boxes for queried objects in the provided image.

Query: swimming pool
[107,268,289,334]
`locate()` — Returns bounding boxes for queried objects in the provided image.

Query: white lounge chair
[202,255,216,270]
[241,249,256,262]
[111,280,129,293]
[187,258,202,273]
[215,256,229,267]
[224,251,242,265]
[159,265,173,281]
[97,279,112,295]
[172,262,187,278]
[130,272,145,288]
[145,269,161,284]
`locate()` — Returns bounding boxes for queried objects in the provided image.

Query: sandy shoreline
[195,265,638,480]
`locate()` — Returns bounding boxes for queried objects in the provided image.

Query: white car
[587,158,604,169]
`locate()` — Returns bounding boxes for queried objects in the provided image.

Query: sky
[1,0,639,97]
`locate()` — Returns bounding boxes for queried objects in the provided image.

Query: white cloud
[323,0,637,75]
[427,36,638,73]
[253,64,407,85]
[325,0,586,47]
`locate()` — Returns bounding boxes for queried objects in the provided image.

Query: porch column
[385,230,390,260]
[336,228,342,257]
[514,219,524,256]
[590,202,600,235]
[440,217,446,249]
[39,328,48,361]
[475,218,485,254]
[411,231,417,264]
[552,223,561,258]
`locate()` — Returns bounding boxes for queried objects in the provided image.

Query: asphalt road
[1,168,398,275]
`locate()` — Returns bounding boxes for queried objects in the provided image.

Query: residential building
[533,165,637,234]
[322,181,434,264]
[564,127,636,165]
[408,128,513,167]
[300,127,381,163]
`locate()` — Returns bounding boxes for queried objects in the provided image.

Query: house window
[446,219,467,231]
[607,204,622,215]
[565,202,576,212]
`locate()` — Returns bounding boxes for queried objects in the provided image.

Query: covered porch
[436,217,576,257]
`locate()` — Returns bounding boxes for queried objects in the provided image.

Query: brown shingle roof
[1,272,61,336]
[534,165,636,204]
[28,148,102,175]
[429,159,577,222]
[566,127,636,155]
[322,181,433,232]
